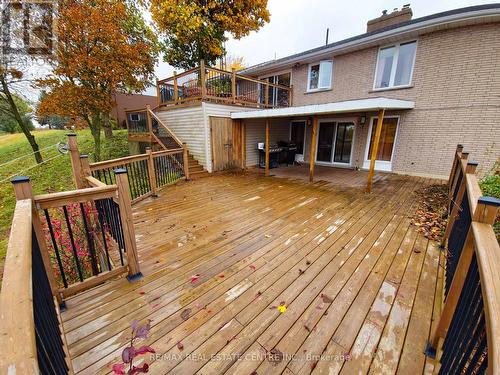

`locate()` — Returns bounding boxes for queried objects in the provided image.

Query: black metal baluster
[79,203,99,276]
[62,206,84,282]
[43,209,68,288]
[95,200,112,271]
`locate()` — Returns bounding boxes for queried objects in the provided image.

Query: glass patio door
[316,121,354,165]
[333,122,354,164]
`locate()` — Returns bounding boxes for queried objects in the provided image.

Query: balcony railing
[156,60,292,109]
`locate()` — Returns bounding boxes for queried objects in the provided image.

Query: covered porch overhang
[231,97,415,192]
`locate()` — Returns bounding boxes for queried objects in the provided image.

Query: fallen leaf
[278,305,287,313]
[181,308,191,321]
[138,291,145,295]
[191,274,200,283]
[321,293,333,303]
[249,265,256,271]
[177,341,184,350]
[218,274,225,279]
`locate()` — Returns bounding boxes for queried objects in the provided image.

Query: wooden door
[210,117,242,171]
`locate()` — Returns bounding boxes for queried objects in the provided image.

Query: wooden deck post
[173,71,179,102]
[183,143,190,181]
[67,133,84,189]
[366,109,385,193]
[145,147,157,197]
[156,78,160,106]
[309,116,318,183]
[265,83,269,107]
[231,68,236,104]
[114,169,142,280]
[200,60,207,98]
[241,120,246,170]
[265,119,270,177]
[146,104,153,137]
[80,154,91,180]
[11,176,63,306]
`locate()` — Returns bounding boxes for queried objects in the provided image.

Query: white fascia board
[230,98,415,119]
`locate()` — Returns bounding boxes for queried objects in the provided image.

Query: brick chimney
[367,5,412,33]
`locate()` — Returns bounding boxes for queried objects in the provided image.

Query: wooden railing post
[156,78,161,106]
[200,60,207,98]
[67,133,84,189]
[231,68,236,104]
[114,169,142,280]
[80,153,91,183]
[183,143,190,180]
[146,104,153,136]
[265,119,270,177]
[289,85,293,107]
[264,83,269,107]
[173,71,179,102]
[11,176,63,307]
[145,147,157,197]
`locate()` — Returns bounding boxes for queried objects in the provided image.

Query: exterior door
[290,120,306,161]
[210,117,242,171]
[316,122,335,162]
[363,117,399,171]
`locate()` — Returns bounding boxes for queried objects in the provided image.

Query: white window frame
[314,118,356,168]
[307,60,333,92]
[372,40,417,91]
[362,115,400,172]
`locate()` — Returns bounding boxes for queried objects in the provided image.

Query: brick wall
[283,23,500,178]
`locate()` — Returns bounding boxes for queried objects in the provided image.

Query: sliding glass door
[316,121,355,165]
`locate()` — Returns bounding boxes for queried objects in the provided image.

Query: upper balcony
[156,61,292,109]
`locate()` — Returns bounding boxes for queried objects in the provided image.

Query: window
[307,60,333,91]
[374,41,416,89]
[130,114,139,121]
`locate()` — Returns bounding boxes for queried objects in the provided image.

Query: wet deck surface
[61,171,444,374]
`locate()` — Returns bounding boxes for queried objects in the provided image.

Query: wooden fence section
[0,197,72,374]
[156,60,292,108]
[428,145,500,374]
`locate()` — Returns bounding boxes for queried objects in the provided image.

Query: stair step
[189,170,209,179]
[189,165,204,172]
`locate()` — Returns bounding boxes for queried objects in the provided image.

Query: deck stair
[150,110,209,179]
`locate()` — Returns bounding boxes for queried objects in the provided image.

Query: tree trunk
[1,76,43,163]
[87,113,102,161]
[102,111,112,138]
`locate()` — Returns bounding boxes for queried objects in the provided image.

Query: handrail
[472,222,500,374]
[148,106,183,147]
[0,199,38,373]
[89,153,149,171]
[428,144,500,374]
[157,66,200,85]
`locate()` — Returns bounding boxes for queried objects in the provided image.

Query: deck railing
[0,197,71,374]
[428,145,500,374]
[156,60,292,108]
[125,105,184,151]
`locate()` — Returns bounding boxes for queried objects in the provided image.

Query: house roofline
[240,4,500,75]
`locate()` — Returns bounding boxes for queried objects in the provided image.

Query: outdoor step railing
[156,60,292,108]
[427,145,500,374]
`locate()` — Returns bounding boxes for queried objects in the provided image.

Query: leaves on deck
[177,341,184,350]
[190,274,200,283]
[320,293,333,304]
[180,308,191,321]
[410,184,448,242]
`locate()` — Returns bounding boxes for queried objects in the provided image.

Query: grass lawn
[0,129,129,276]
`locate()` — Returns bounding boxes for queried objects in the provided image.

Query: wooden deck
[61,171,445,375]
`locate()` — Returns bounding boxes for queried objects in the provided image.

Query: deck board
[60,171,444,375]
